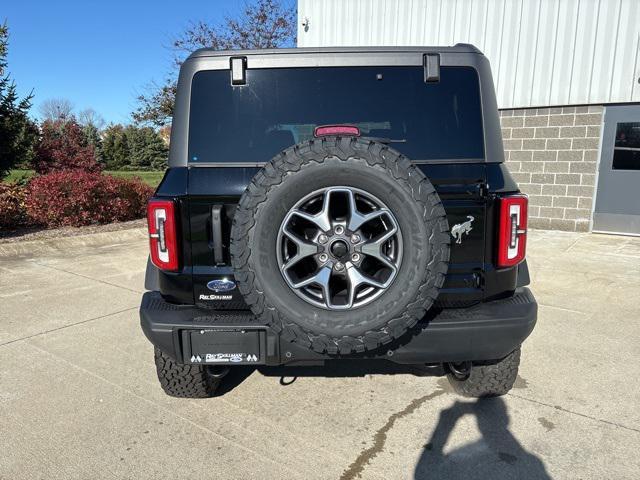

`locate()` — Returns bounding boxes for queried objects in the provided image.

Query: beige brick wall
[500,106,603,232]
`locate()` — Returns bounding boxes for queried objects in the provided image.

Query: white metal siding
[298,0,640,109]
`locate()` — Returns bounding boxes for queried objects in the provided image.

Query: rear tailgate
[421,163,487,307]
[187,164,491,310]
[188,167,259,309]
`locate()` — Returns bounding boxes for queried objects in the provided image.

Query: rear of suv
[140,45,536,398]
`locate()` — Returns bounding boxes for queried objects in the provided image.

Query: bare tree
[39,98,74,121]
[133,0,296,127]
[77,108,105,129]
[172,0,297,62]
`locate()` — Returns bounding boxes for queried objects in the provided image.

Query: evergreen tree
[78,108,105,165]
[82,123,103,165]
[100,125,117,169]
[101,124,129,170]
[0,22,38,178]
[146,128,169,170]
[125,125,147,169]
[102,124,167,170]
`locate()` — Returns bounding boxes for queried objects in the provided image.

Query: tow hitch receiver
[183,328,265,365]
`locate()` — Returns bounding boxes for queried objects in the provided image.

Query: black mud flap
[182,328,266,365]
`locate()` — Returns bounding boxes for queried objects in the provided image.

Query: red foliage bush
[25,171,154,227]
[34,119,101,174]
[0,182,28,229]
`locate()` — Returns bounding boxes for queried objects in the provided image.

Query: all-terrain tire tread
[230,136,450,354]
[154,347,219,398]
[447,348,521,398]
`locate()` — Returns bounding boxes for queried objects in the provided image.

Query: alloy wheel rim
[276,186,403,310]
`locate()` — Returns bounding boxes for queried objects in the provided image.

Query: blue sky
[3,1,250,124]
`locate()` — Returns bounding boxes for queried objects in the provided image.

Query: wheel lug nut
[350,234,361,244]
[351,253,360,262]
[318,253,328,263]
[318,234,328,244]
[334,225,345,235]
[334,261,344,271]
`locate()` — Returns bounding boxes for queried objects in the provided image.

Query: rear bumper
[140,288,537,366]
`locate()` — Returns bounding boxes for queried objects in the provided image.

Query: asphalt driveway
[1,228,639,479]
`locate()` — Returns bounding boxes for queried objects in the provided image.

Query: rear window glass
[188,66,484,163]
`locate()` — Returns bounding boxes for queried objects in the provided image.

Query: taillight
[147,199,179,271]
[497,194,528,268]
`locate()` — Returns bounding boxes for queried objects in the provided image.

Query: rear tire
[447,348,521,398]
[154,347,221,398]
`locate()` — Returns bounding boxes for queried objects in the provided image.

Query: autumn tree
[0,22,38,178]
[133,0,296,127]
[33,119,100,174]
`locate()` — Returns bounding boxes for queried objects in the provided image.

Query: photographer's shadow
[415,397,551,479]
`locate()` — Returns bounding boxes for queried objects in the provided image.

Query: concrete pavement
[0,228,639,479]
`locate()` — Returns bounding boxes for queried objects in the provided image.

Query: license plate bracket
[183,328,264,364]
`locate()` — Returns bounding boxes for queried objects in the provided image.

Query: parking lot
[1,227,639,479]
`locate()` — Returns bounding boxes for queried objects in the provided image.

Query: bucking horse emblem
[451,215,474,244]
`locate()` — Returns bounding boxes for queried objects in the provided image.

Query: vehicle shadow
[414,397,551,479]
[213,366,257,397]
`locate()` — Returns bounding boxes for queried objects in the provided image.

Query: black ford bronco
[140,45,536,398]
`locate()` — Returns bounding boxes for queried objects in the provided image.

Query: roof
[170,42,504,168]
[187,43,482,60]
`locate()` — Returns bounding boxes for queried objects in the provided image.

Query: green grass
[104,170,164,187]
[4,169,34,183]
[4,169,164,188]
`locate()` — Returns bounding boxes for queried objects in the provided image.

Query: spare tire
[230,136,450,354]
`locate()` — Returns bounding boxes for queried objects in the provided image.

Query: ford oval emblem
[206,279,236,293]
